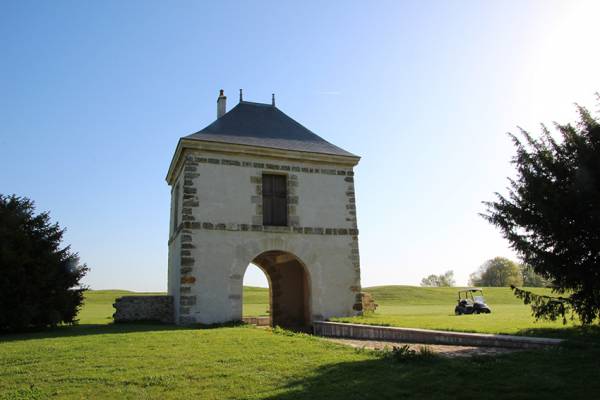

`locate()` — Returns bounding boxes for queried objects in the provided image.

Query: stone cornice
[166,138,361,185]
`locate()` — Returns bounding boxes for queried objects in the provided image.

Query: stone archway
[249,250,311,329]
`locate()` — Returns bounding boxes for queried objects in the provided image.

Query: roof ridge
[183,102,358,158]
[238,100,274,108]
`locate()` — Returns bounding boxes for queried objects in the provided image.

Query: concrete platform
[242,316,271,326]
[322,337,520,358]
[313,321,563,349]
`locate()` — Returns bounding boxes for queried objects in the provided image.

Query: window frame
[262,173,288,226]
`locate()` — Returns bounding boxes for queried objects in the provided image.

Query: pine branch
[510,285,573,325]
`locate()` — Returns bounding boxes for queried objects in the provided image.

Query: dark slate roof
[184,101,357,157]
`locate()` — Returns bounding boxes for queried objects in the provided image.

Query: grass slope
[1,288,599,399]
[81,286,573,335]
[360,285,550,305]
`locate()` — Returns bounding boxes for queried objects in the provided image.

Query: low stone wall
[313,321,562,349]
[113,296,174,324]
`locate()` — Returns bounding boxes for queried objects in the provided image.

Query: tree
[0,195,88,331]
[469,257,523,287]
[482,99,600,324]
[521,264,550,287]
[420,270,455,287]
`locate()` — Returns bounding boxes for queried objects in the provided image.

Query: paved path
[314,321,563,349]
[322,337,521,358]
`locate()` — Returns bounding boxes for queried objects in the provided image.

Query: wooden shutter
[263,174,287,226]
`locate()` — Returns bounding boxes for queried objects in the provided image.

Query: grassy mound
[360,285,554,305]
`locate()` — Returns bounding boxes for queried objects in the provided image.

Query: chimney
[217,89,227,118]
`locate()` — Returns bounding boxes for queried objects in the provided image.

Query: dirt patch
[322,337,520,358]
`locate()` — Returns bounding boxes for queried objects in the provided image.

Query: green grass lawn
[1,287,599,399]
[244,285,577,336]
[243,286,270,317]
[332,286,577,336]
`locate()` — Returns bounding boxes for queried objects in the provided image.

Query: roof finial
[272,93,275,107]
[239,89,243,102]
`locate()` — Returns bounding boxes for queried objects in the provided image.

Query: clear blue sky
[2,1,599,291]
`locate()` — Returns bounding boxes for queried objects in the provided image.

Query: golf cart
[454,288,491,315]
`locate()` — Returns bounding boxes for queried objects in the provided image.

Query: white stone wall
[167,149,361,325]
[167,175,182,318]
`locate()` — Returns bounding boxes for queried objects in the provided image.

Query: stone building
[165,90,362,328]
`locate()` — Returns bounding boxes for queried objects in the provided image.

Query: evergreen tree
[482,99,600,324]
[0,195,88,331]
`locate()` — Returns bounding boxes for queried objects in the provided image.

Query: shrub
[360,292,379,313]
[385,344,437,362]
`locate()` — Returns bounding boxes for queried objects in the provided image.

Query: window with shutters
[262,174,287,226]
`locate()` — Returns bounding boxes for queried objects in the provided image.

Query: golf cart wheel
[473,309,480,315]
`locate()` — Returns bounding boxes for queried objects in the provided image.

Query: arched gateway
[246,251,310,329]
[165,90,363,327]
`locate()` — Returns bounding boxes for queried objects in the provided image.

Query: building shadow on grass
[263,337,600,400]
[0,321,249,342]
[259,356,548,400]
[514,325,600,345]
[261,325,600,399]
[264,357,455,400]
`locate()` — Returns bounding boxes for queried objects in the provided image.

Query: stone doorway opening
[244,250,311,330]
